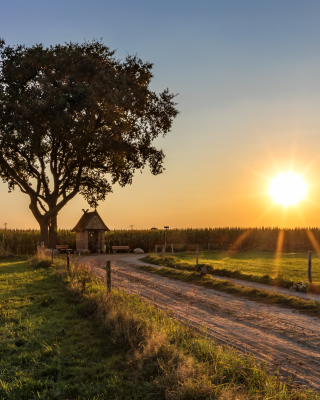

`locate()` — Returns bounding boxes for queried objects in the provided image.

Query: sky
[1,0,320,230]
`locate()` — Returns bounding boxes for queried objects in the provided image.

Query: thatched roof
[71,210,110,232]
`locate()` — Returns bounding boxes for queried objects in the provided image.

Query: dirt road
[79,254,320,391]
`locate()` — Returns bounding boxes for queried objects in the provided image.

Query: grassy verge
[142,253,320,293]
[0,256,318,399]
[140,265,320,318]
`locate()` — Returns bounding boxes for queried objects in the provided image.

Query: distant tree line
[1,227,320,255]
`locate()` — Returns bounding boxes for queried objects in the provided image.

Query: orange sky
[2,114,320,231]
[2,2,320,230]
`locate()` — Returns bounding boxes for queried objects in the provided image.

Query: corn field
[0,229,76,255]
[107,227,320,253]
[1,227,320,255]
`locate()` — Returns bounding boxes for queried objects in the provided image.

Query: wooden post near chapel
[106,261,111,293]
[308,251,312,283]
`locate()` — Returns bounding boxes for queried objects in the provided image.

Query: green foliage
[1,257,318,398]
[29,254,53,269]
[0,39,178,243]
[157,227,320,252]
[3,227,320,254]
[0,229,76,255]
[97,226,320,253]
[142,251,320,291]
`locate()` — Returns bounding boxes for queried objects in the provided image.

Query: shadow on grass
[0,259,139,399]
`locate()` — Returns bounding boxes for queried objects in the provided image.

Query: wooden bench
[112,245,130,253]
[56,245,70,253]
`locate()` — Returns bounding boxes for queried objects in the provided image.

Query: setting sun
[269,172,306,206]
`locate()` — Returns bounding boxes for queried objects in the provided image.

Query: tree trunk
[49,214,58,249]
[40,222,49,247]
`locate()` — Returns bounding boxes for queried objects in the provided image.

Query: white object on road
[133,248,144,254]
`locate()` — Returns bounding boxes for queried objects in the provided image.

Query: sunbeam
[273,229,284,280]
[229,229,252,253]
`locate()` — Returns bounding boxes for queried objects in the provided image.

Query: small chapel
[72,210,110,253]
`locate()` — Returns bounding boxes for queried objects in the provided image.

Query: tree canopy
[0,39,178,246]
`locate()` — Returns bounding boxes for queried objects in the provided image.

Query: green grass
[0,256,319,399]
[142,251,320,291]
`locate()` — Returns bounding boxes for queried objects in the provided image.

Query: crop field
[143,250,320,289]
[3,226,320,255]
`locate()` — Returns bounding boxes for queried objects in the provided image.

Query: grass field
[1,256,319,399]
[143,251,320,289]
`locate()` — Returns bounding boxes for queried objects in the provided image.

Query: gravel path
[77,253,320,391]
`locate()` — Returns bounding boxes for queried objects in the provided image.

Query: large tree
[0,39,178,247]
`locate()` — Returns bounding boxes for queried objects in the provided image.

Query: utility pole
[4,223,7,231]
[129,225,135,230]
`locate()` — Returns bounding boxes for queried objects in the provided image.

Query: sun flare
[269,172,306,206]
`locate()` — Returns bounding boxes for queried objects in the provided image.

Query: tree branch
[16,182,28,194]
[46,166,83,218]
[39,157,50,198]
[50,141,60,197]
[15,149,41,180]
[37,198,48,213]
[0,153,34,196]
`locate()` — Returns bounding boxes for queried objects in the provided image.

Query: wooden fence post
[162,245,165,260]
[308,251,312,283]
[196,247,199,266]
[106,261,111,293]
[66,251,70,273]
[201,266,207,276]
[171,243,174,254]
